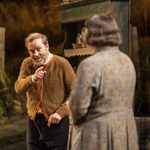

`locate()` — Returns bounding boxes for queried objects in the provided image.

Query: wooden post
[0,27,5,71]
[129,25,140,112]
[130,26,139,69]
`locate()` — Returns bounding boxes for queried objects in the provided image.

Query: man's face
[27,38,49,66]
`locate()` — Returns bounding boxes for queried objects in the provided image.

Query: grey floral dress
[70,46,139,150]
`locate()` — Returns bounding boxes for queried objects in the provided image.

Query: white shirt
[44,53,53,65]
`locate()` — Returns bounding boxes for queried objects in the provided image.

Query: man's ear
[46,44,49,50]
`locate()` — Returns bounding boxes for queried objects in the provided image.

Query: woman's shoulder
[81,53,102,66]
[78,55,99,72]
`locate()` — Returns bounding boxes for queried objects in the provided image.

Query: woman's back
[70,47,138,150]
[84,47,136,119]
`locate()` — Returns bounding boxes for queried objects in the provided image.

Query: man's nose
[33,50,39,56]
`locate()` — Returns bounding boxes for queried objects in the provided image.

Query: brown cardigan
[15,55,75,120]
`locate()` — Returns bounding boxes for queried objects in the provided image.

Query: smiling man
[15,33,75,150]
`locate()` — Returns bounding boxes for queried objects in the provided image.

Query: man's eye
[37,48,42,52]
[29,50,34,54]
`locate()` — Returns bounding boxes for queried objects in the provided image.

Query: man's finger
[36,66,44,72]
[47,116,52,127]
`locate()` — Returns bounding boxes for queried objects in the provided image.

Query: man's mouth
[34,57,42,62]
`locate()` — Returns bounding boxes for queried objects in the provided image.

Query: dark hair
[25,33,49,47]
[84,14,122,48]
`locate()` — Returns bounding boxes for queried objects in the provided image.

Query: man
[15,33,75,150]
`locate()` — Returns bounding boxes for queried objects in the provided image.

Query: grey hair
[25,32,49,47]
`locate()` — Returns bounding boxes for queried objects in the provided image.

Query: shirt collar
[44,53,53,65]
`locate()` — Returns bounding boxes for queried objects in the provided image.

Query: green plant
[0,71,16,117]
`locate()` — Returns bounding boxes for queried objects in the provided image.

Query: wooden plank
[112,0,130,54]
[129,26,139,66]
[129,25,141,112]
[60,1,111,23]
[0,28,5,71]
[60,0,129,9]
[129,25,140,81]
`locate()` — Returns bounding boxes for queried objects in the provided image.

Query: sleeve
[70,61,97,125]
[14,59,34,95]
[56,58,76,118]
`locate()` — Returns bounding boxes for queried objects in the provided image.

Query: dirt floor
[1,141,26,150]
[0,115,26,150]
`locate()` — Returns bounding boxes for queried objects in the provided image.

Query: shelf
[64,48,95,57]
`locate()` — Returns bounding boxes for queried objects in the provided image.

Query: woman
[69,14,139,150]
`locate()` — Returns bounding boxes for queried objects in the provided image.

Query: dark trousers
[26,114,69,150]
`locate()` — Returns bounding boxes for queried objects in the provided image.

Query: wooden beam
[0,28,5,71]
